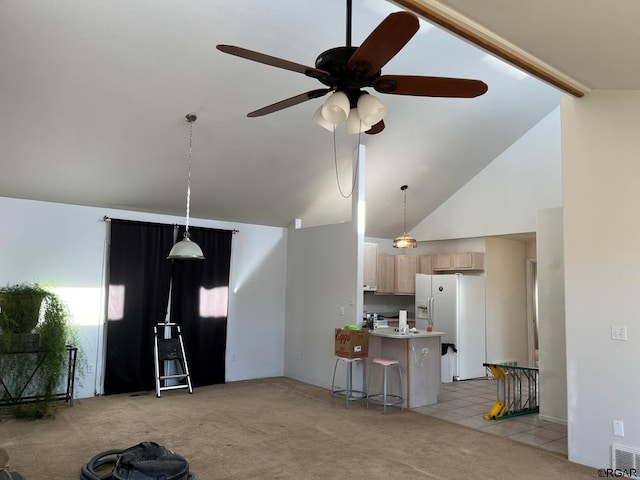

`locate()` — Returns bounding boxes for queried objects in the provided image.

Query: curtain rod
[103,216,239,234]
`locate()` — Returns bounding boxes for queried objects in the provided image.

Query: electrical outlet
[421,347,429,354]
[339,306,345,315]
[87,364,94,374]
[611,326,628,341]
[349,296,355,306]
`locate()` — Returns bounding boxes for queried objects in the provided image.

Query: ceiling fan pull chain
[333,126,361,199]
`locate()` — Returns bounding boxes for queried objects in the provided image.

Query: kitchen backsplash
[364,292,414,317]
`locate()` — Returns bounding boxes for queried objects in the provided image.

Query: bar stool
[330,356,367,408]
[366,358,405,414]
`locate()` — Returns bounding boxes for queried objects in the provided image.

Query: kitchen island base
[368,330,443,409]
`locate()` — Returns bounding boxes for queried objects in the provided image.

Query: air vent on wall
[612,444,640,476]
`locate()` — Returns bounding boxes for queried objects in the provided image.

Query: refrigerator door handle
[429,297,435,327]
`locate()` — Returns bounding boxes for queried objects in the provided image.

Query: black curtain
[170,226,232,387]
[104,220,174,395]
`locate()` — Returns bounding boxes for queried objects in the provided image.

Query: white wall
[484,237,528,365]
[0,196,287,398]
[562,91,640,468]
[536,207,566,423]
[284,147,364,389]
[411,108,562,241]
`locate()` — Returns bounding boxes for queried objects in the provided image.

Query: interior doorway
[526,258,539,367]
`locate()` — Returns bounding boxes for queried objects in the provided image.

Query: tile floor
[412,378,568,456]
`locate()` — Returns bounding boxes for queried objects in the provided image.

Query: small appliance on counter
[363,313,388,329]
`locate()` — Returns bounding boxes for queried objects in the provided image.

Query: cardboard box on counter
[334,328,369,358]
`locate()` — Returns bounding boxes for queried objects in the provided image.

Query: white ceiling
[3,0,629,239]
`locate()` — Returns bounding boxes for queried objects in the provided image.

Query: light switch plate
[611,326,628,341]
[613,420,624,437]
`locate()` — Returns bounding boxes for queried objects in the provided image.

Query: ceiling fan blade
[347,12,419,77]
[365,120,385,135]
[216,45,331,80]
[374,75,488,98]
[247,88,333,117]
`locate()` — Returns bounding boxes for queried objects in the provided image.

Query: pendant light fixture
[393,185,417,249]
[167,113,205,260]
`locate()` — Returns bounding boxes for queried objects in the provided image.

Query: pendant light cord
[184,118,194,234]
[403,186,408,234]
[332,122,361,199]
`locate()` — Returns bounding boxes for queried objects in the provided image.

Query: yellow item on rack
[483,401,503,420]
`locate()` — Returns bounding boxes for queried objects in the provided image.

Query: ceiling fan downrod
[346,0,352,47]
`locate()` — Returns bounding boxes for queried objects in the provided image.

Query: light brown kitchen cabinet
[363,242,378,290]
[433,254,452,270]
[394,255,418,294]
[376,254,395,295]
[418,255,432,274]
[453,252,485,270]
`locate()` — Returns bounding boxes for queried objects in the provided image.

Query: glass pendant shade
[357,93,386,126]
[313,106,335,131]
[346,108,368,134]
[321,91,350,124]
[393,234,417,249]
[168,232,205,259]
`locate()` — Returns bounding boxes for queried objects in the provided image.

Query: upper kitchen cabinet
[394,255,418,295]
[363,242,378,291]
[418,255,433,274]
[453,252,485,270]
[432,252,485,271]
[376,254,395,295]
[433,254,452,270]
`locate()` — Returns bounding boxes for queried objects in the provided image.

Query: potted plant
[0,283,49,352]
[0,283,74,418]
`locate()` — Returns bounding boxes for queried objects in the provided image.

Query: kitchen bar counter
[369,329,445,339]
[367,329,443,408]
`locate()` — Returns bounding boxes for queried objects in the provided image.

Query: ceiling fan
[216,0,488,135]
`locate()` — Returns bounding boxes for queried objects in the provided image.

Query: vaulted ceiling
[2,1,634,238]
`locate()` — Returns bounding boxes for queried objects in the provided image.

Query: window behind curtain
[105,221,233,394]
[170,226,232,387]
[104,220,174,395]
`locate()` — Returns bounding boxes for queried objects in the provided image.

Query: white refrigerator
[415,274,486,381]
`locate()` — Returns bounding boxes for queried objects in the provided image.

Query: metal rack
[482,363,539,420]
[0,345,77,407]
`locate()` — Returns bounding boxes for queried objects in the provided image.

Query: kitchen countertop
[368,329,444,339]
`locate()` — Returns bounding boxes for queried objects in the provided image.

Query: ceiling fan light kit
[216,1,488,136]
[346,108,368,134]
[312,106,335,131]
[357,92,386,126]
[320,90,350,124]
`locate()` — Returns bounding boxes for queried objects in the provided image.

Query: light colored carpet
[1,377,595,479]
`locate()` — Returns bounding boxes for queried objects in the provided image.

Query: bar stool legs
[367,358,405,414]
[331,356,367,408]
